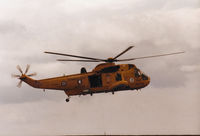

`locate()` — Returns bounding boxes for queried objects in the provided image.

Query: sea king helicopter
[12,46,184,102]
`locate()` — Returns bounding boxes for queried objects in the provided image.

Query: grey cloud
[181,64,200,72]
[0,21,26,34]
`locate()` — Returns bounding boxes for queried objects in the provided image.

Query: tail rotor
[27,72,37,77]
[12,64,37,88]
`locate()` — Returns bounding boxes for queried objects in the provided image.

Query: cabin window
[116,73,122,81]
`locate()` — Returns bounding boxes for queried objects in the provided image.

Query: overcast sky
[0,0,200,135]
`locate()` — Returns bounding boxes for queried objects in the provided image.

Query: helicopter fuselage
[20,63,150,97]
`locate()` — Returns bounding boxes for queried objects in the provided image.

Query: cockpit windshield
[134,68,148,80]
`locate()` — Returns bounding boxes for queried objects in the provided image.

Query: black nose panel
[141,74,148,80]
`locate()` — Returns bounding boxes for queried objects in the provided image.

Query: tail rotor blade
[17,65,23,74]
[17,80,23,88]
[27,72,37,77]
[11,74,21,78]
[24,64,30,75]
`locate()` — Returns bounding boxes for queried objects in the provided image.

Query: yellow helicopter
[12,46,184,102]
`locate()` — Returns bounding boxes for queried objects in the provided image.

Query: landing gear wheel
[65,98,70,102]
[112,91,114,95]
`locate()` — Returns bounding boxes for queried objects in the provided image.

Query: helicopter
[12,46,184,102]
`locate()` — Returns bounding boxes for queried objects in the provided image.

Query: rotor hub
[19,74,26,80]
[106,58,114,63]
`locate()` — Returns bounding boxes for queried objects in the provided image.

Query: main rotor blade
[24,64,30,75]
[116,51,185,62]
[57,59,102,62]
[44,51,105,61]
[17,80,23,88]
[16,65,23,74]
[113,46,134,60]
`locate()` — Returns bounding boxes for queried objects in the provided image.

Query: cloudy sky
[0,0,200,135]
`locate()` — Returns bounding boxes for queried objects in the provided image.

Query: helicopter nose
[146,76,150,86]
[141,73,150,87]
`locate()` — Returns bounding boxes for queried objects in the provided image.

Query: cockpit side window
[134,68,140,78]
